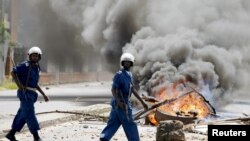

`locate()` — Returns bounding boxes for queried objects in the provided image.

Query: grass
[0,76,17,91]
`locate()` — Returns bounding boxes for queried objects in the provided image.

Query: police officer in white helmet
[100,53,148,141]
[6,46,49,141]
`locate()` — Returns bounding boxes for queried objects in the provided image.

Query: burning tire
[155,108,196,125]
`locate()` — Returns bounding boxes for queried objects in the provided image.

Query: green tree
[0,21,9,43]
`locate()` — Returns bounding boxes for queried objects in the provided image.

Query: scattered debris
[156,120,186,141]
[134,90,194,120]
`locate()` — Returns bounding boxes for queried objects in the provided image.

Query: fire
[147,82,215,125]
[158,92,211,118]
[148,112,158,126]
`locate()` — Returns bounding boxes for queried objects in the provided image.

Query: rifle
[118,90,129,120]
[11,58,28,101]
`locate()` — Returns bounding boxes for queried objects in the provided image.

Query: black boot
[5,129,18,141]
[100,138,108,141]
[32,131,41,141]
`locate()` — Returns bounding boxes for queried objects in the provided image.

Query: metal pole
[0,0,4,84]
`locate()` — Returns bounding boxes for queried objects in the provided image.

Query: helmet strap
[29,54,41,62]
[122,61,133,70]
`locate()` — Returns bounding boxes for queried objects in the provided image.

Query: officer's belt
[25,87,37,92]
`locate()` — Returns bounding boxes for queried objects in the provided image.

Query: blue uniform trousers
[11,91,40,134]
[100,103,139,141]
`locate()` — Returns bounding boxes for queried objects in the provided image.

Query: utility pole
[10,0,17,43]
[0,0,5,84]
[5,0,17,76]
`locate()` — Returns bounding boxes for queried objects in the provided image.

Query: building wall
[39,72,113,85]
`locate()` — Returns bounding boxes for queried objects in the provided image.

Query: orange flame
[147,82,213,125]
[148,112,158,126]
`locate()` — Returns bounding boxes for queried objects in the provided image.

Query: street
[0,82,112,115]
[0,82,250,141]
[1,120,158,141]
[0,81,161,141]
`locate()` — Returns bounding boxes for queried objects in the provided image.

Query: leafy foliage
[0,21,9,43]
[0,76,17,91]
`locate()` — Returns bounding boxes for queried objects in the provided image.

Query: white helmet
[28,46,42,55]
[120,52,135,66]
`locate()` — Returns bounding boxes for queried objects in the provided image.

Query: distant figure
[100,53,148,141]
[6,46,49,141]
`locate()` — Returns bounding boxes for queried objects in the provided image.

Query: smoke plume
[79,0,250,107]
[17,0,100,72]
[18,0,250,107]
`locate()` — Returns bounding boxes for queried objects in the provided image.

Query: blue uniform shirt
[11,61,41,133]
[13,61,40,88]
[101,69,140,141]
[112,68,133,104]
[13,61,40,101]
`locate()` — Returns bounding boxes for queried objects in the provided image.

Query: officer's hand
[142,94,159,103]
[43,95,49,102]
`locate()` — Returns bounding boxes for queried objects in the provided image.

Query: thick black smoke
[17,0,250,108]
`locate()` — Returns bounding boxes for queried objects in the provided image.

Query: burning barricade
[134,83,216,125]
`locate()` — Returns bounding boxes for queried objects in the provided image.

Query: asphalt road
[0,81,249,117]
[0,82,112,101]
[0,82,249,141]
[0,82,112,115]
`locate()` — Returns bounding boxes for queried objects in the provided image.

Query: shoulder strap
[24,62,32,88]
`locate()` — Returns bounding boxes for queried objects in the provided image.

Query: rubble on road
[156,120,186,141]
[1,104,249,141]
[0,104,111,139]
